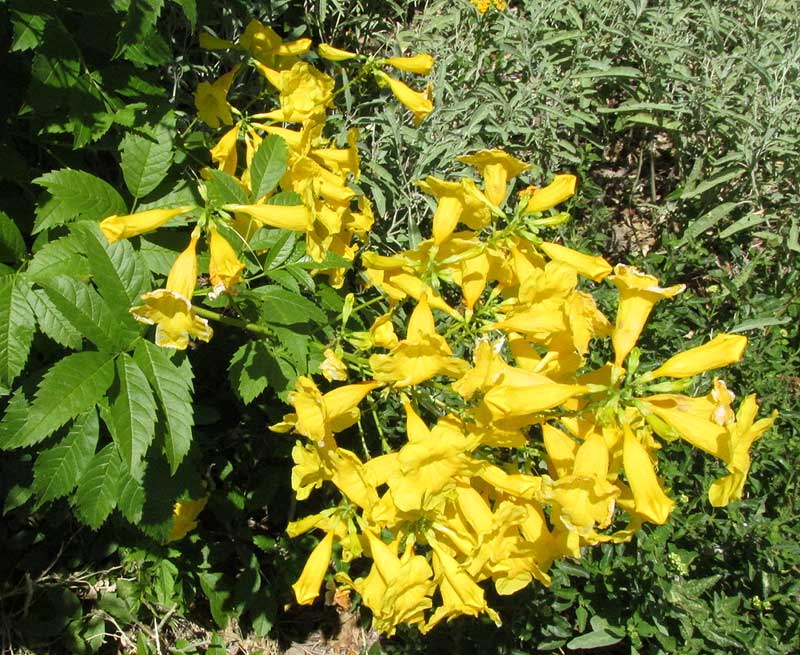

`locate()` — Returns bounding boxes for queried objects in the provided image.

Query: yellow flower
[416,177,492,244]
[610,265,685,367]
[256,61,334,122]
[537,241,613,282]
[522,174,577,213]
[166,497,208,542]
[320,348,348,381]
[239,19,311,67]
[292,531,335,605]
[369,294,469,386]
[622,424,674,524]
[382,54,435,75]
[457,149,529,206]
[210,125,241,176]
[227,202,313,232]
[100,206,193,244]
[639,395,727,457]
[642,334,748,381]
[208,225,244,298]
[130,234,213,349]
[194,67,238,128]
[708,395,777,507]
[318,43,358,61]
[374,71,433,125]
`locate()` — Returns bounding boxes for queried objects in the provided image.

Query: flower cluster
[279,150,777,634]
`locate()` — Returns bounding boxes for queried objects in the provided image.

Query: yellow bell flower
[374,70,433,125]
[194,67,239,128]
[292,530,334,605]
[708,395,777,506]
[208,225,244,298]
[382,54,435,75]
[130,234,213,349]
[210,124,240,176]
[522,174,577,213]
[227,202,312,232]
[256,61,334,122]
[642,333,748,381]
[537,241,612,282]
[166,496,208,542]
[457,149,529,206]
[320,348,348,381]
[239,19,311,67]
[622,424,674,524]
[482,379,590,421]
[416,176,492,244]
[370,294,469,386]
[318,43,358,61]
[639,395,726,457]
[100,206,193,244]
[610,265,685,367]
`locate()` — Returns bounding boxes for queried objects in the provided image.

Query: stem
[193,305,272,337]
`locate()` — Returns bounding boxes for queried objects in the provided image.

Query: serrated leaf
[27,288,83,349]
[32,409,99,505]
[0,276,35,387]
[205,169,250,205]
[39,275,137,352]
[249,135,288,201]
[3,351,114,449]
[117,0,165,52]
[228,341,271,404]
[121,123,174,198]
[26,235,90,282]
[0,386,31,450]
[117,465,145,524]
[252,285,326,325]
[73,222,150,310]
[9,10,47,52]
[133,341,194,473]
[0,211,26,263]
[32,169,127,234]
[111,354,157,475]
[73,443,122,529]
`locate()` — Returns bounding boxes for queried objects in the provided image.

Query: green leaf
[74,222,150,310]
[73,443,122,529]
[133,341,194,473]
[32,409,99,505]
[0,276,35,387]
[680,167,744,200]
[26,235,90,282]
[9,10,47,52]
[0,386,31,451]
[228,341,271,404]
[120,123,174,198]
[566,630,623,650]
[2,352,115,450]
[252,285,326,325]
[249,135,288,200]
[117,466,145,524]
[32,169,127,234]
[0,211,27,263]
[39,275,137,352]
[718,212,767,239]
[27,288,83,349]
[110,354,157,475]
[677,202,738,246]
[170,0,196,26]
[117,0,165,52]
[205,169,250,205]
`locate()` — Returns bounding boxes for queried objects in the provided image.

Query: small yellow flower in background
[470,0,507,12]
[321,348,348,381]
[194,67,239,128]
[318,43,359,61]
[521,174,577,213]
[166,497,208,543]
[100,206,193,244]
[382,54,435,75]
[374,71,433,125]
[457,149,528,206]
[131,233,213,349]
[208,225,245,299]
